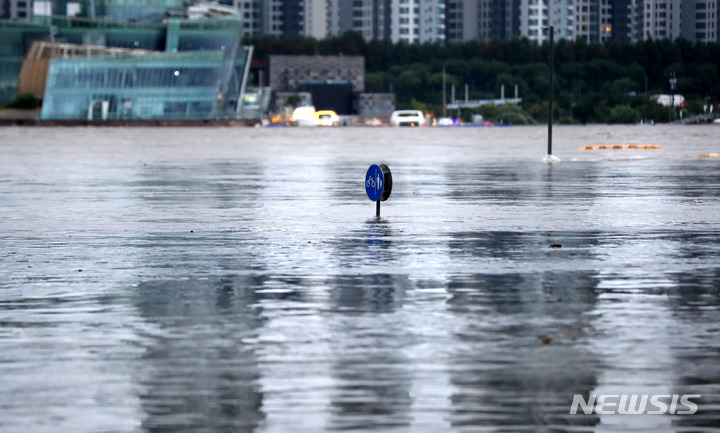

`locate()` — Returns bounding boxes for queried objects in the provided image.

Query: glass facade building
[1,0,259,120]
[39,42,254,120]
[1,3,257,120]
[43,50,234,120]
[33,15,253,120]
[0,20,51,103]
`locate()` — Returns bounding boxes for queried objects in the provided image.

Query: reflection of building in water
[588,229,716,429]
[444,271,601,429]
[134,276,266,432]
[435,160,613,428]
[133,159,266,215]
[329,346,413,430]
[444,228,602,428]
[444,161,605,209]
[316,179,414,428]
[579,159,719,427]
[330,273,408,313]
[126,160,274,432]
[327,273,413,429]
[668,267,720,430]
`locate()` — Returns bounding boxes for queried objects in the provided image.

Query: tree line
[243,31,720,123]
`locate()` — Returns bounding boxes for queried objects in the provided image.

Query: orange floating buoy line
[698,153,720,158]
[579,145,664,150]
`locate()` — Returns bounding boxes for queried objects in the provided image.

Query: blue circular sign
[365,164,384,201]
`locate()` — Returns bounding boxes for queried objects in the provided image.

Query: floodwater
[1,124,720,433]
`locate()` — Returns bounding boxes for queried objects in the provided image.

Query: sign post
[365,164,392,217]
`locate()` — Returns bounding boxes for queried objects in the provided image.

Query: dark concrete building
[268,55,364,114]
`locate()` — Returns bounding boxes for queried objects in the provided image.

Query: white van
[390,110,427,127]
[290,106,316,126]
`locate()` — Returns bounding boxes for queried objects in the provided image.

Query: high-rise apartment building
[517,0,611,43]
[518,0,545,41]
[2,0,31,22]
[228,0,438,43]
[639,0,682,40]
[225,1,262,36]
[222,0,283,36]
[17,0,715,43]
[282,0,327,37]
[448,0,719,44]
[447,0,521,42]
[328,0,392,39]
[389,0,445,43]
[328,0,445,43]
[614,0,719,42]
[681,0,718,42]
[550,0,575,40]
[575,0,614,42]
[609,0,634,39]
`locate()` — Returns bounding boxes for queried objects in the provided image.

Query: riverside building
[0,0,258,120]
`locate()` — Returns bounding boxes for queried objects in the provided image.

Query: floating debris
[537,334,554,345]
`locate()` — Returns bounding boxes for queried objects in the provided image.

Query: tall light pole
[668,72,677,123]
[442,65,446,118]
[547,26,554,157]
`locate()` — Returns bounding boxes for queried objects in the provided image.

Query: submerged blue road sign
[365,164,384,201]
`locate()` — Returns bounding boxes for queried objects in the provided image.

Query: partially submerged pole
[442,65,447,118]
[547,26,554,157]
[543,26,560,163]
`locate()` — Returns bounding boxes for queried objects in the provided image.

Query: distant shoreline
[0,109,261,127]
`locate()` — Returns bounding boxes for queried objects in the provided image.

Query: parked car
[314,110,340,126]
[290,106,316,126]
[390,110,427,127]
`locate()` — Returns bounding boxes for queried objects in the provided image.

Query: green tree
[7,94,41,109]
[610,78,640,96]
[495,104,537,125]
[365,71,395,93]
[365,39,394,72]
[286,94,301,108]
[393,69,424,101]
[608,104,640,124]
[242,33,720,123]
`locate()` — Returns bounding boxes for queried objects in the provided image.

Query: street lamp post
[668,72,677,122]
[547,26,554,157]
